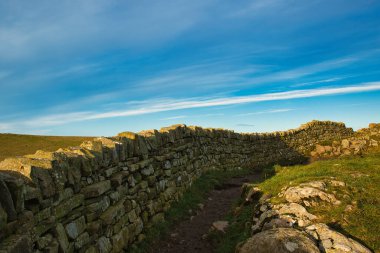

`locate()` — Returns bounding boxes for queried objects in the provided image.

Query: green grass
[256,153,380,252]
[127,168,255,253]
[0,133,93,161]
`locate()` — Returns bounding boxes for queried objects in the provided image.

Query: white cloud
[291,77,346,87]
[160,115,187,120]
[236,123,255,127]
[237,109,294,117]
[3,81,380,130]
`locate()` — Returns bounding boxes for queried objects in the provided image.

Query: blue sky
[0,0,379,136]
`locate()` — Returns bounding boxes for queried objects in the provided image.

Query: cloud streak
[2,81,379,131]
[237,109,294,117]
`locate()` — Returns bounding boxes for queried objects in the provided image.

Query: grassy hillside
[213,153,380,252]
[0,133,94,161]
[258,153,380,252]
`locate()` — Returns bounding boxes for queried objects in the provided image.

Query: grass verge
[258,153,380,252]
[127,168,254,253]
[0,133,93,161]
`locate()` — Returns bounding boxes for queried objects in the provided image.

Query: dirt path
[153,173,262,253]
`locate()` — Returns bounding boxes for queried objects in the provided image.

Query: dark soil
[153,173,262,253]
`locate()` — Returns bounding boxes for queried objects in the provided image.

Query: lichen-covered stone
[81,180,111,198]
[238,228,319,253]
[53,194,84,219]
[100,199,125,225]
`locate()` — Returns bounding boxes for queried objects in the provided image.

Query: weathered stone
[0,204,7,230]
[238,228,319,253]
[53,194,84,219]
[96,236,112,253]
[306,223,372,253]
[44,239,60,253]
[110,171,128,187]
[283,184,340,206]
[53,223,70,253]
[74,232,90,250]
[277,203,317,222]
[341,139,350,149]
[100,199,125,225]
[0,179,17,221]
[0,234,32,253]
[36,233,53,249]
[141,165,154,176]
[111,227,129,252]
[81,180,111,198]
[65,216,86,240]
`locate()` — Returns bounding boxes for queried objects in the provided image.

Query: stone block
[53,223,70,253]
[53,194,84,219]
[81,181,111,198]
[65,216,86,240]
[100,199,125,225]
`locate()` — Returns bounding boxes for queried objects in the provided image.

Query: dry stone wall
[0,121,361,252]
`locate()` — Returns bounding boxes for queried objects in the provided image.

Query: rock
[0,179,17,221]
[315,145,326,154]
[237,228,319,253]
[44,239,59,253]
[0,234,32,253]
[53,194,84,219]
[276,203,316,227]
[370,139,378,147]
[262,217,295,230]
[0,204,7,230]
[306,223,372,253]
[212,221,229,233]
[81,180,111,198]
[36,233,53,249]
[96,236,112,253]
[341,139,350,149]
[74,232,90,250]
[100,199,125,225]
[141,165,154,176]
[283,184,340,206]
[53,223,70,253]
[329,180,345,187]
[65,216,86,240]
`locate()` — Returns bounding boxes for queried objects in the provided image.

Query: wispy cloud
[236,123,255,127]
[2,81,380,130]
[237,109,294,117]
[130,54,366,95]
[160,115,187,120]
[291,77,346,88]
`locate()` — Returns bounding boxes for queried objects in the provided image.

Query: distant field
[0,133,94,161]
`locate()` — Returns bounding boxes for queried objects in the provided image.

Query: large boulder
[238,228,320,253]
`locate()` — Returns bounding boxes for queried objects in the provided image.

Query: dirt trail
[153,173,262,253]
